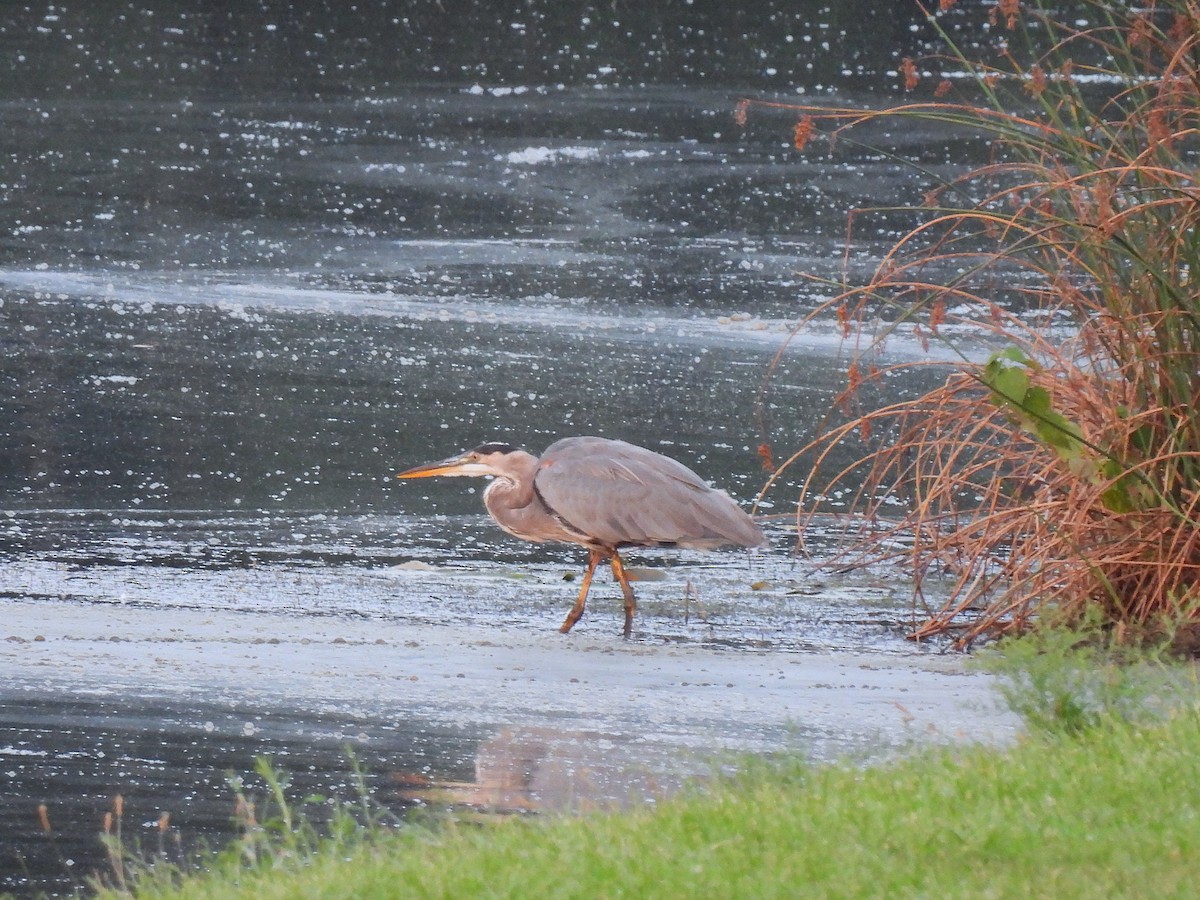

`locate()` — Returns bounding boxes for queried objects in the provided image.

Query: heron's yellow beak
[396,454,493,479]
[396,457,462,479]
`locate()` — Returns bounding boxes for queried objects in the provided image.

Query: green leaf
[978,348,1153,511]
[1131,424,1155,454]
[1099,458,1151,513]
[997,346,1033,366]
[986,363,1031,407]
[1034,409,1085,458]
[1101,482,1135,513]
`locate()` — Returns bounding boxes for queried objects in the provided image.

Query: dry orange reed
[751,0,1200,650]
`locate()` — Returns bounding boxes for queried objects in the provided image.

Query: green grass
[111,701,1200,899]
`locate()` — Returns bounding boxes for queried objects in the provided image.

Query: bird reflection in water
[390,726,681,814]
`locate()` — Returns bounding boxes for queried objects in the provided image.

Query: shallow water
[0,2,1027,895]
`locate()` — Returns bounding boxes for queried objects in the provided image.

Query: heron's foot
[560,608,584,633]
[609,552,637,640]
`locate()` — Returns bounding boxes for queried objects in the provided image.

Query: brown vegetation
[750,1,1200,650]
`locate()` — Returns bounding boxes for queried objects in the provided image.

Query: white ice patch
[467,84,532,97]
[502,146,599,165]
[88,375,140,386]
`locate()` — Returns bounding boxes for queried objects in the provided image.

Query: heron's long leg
[609,551,637,638]
[560,549,602,634]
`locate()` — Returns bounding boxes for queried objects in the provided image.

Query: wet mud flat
[0,523,1020,897]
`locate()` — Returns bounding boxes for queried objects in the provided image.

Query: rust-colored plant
[750,0,1200,650]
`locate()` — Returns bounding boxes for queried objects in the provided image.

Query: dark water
[0,1,1008,895]
[1,693,479,896]
[0,1,935,100]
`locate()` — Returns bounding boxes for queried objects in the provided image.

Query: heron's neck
[482,450,539,507]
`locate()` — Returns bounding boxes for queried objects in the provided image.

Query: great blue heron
[396,436,765,637]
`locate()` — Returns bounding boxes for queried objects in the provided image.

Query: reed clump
[751,0,1200,650]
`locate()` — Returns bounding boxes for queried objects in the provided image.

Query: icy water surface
[0,2,1024,895]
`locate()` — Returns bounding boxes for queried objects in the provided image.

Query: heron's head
[396,442,521,480]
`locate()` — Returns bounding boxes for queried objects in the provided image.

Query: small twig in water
[682,580,709,626]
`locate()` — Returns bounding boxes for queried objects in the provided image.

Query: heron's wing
[534,437,764,549]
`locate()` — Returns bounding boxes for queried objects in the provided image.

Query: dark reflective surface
[0,693,478,896]
[0,285,837,513]
[0,1,932,100]
[0,2,1016,896]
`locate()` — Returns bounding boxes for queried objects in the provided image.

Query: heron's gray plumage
[396,436,765,636]
[531,437,765,551]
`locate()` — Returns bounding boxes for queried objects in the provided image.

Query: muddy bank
[1,593,1015,760]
